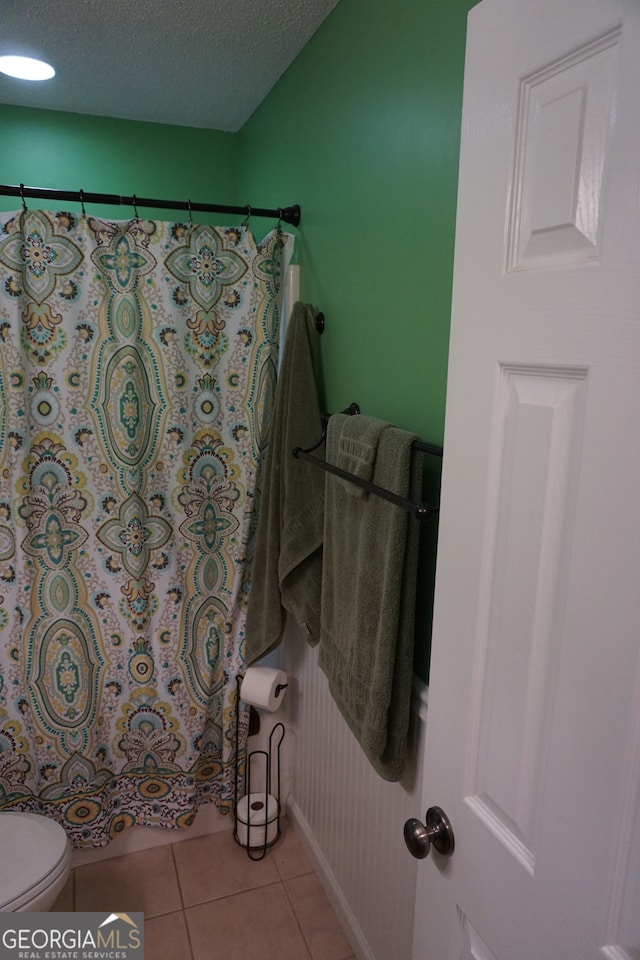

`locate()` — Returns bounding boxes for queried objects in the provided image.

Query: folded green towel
[244,302,324,665]
[332,413,390,499]
[319,415,421,781]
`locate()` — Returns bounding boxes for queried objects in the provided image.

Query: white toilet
[0,811,72,911]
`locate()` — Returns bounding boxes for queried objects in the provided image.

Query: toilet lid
[0,812,70,909]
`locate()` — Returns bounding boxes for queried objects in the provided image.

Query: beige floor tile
[50,871,74,911]
[173,829,279,907]
[74,844,181,918]
[144,910,193,960]
[186,884,311,960]
[285,873,353,960]
[271,818,314,881]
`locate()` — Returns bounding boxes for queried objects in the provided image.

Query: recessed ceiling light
[0,55,55,81]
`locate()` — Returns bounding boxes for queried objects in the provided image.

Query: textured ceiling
[0,0,340,132]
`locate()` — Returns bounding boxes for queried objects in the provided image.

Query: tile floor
[52,818,356,960]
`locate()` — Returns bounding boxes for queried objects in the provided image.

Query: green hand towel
[319,415,422,781]
[332,413,389,499]
[244,302,324,664]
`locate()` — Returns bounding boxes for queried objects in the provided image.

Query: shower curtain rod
[0,183,301,227]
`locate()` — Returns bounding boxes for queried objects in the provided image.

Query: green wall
[0,104,240,222]
[239,0,476,678]
[0,0,475,679]
[240,0,474,435]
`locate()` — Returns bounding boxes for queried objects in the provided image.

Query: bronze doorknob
[404,805,455,859]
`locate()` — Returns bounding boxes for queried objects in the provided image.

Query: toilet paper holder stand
[233,675,285,860]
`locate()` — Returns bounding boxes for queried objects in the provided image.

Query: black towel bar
[292,421,443,522]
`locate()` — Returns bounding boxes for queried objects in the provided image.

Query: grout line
[182,877,284,911]
[183,910,196,960]
[169,843,196,960]
[275,861,315,882]
[170,842,186,910]
[280,869,355,960]
[280,877,314,960]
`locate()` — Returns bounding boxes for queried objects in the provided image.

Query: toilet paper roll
[240,667,287,712]
[235,793,279,848]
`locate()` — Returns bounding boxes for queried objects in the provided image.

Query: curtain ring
[79,189,86,218]
[19,183,27,212]
[242,204,251,228]
[187,198,193,229]
[132,194,139,221]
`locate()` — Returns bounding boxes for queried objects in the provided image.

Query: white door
[411,1,640,958]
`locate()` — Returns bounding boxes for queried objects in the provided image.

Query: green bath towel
[244,302,325,664]
[318,414,422,781]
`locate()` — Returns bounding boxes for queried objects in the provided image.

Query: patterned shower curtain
[0,208,282,846]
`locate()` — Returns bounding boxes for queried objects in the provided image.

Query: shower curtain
[0,208,283,845]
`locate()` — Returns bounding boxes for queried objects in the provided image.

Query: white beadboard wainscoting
[282,615,428,960]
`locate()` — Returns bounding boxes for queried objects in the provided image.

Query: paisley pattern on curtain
[0,209,282,846]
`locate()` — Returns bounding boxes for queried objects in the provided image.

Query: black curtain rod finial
[315,312,325,334]
[280,204,301,228]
